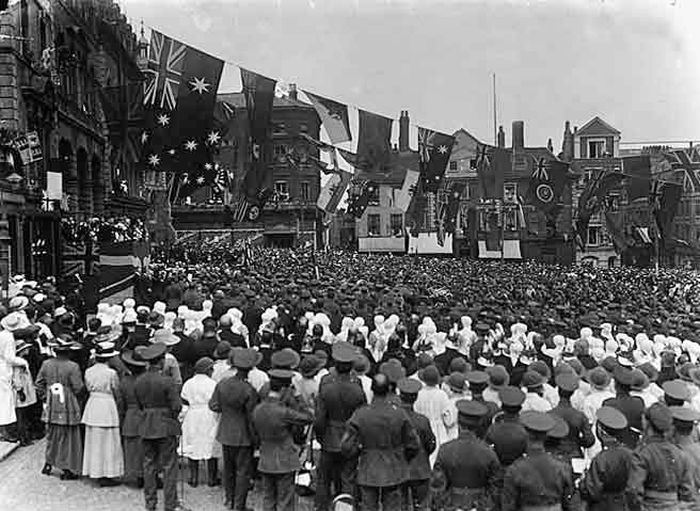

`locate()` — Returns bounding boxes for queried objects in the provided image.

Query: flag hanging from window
[140,30,224,182]
[304,91,352,144]
[240,68,277,201]
[418,128,454,192]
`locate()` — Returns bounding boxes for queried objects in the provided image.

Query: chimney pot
[399,109,410,152]
[497,126,506,148]
[512,121,524,150]
[289,83,297,100]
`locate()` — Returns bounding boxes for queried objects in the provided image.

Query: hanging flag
[240,68,277,200]
[394,169,421,213]
[652,180,683,247]
[604,209,629,253]
[141,30,224,177]
[476,143,508,199]
[443,182,465,234]
[304,91,352,144]
[622,155,651,201]
[404,178,425,237]
[347,180,376,218]
[356,110,393,174]
[299,133,340,174]
[418,128,454,192]
[317,169,352,213]
[525,157,569,214]
[99,241,137,304]
[664,148,700,193]
[574,169,625,249]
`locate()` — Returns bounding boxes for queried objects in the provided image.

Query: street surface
[0,439,313,510]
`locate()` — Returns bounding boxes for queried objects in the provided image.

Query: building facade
[0,0,145,280]
[172,85,323,248]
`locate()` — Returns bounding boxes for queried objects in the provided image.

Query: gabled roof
[217,92,314,110]
[452,128,482,145]
[576,116,621,137]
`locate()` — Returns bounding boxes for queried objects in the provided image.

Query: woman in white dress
[81,343,124,486]
[0,320,30,441]
[180,357,221,487]
[414,364,455,466]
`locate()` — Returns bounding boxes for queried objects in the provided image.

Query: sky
[119,0,700,151]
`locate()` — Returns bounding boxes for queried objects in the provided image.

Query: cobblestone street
[0,440,313,511]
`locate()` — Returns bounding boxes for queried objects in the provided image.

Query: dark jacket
[486,414,528,466]
[252,394,313,474]
[580,443,634,511]
[117,373,144,438]
[401,403,436,481]
[209,374,259,447]
[134,368,182,439]
[603,394,645,449]
[341,396,420,487]
[194,336,219,360]
[502,445,574,511]
[551,398,596,459]
[431,429,501,510]
[169,332,198,381]
[314,372,366,452]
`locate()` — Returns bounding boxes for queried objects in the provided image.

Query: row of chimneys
[496,120,578,161]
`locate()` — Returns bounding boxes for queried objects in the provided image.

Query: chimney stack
[547,138,553,153]
[288,83,298,100]
[399,110,410,152]
[562,121,574,162]
[512,121,524,150]
[497,126,506,148]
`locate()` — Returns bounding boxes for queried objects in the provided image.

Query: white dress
[180,374,221,460]
[0,331,25,426]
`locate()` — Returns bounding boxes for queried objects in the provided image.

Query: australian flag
[141,30,224,183]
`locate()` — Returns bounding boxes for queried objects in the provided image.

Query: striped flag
[99,241,136,304]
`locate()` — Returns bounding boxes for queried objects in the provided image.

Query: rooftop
[217,92,315,110]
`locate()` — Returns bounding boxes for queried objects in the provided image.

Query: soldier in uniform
[486,386,528,467]
[501,411,574,511]
[397,378,436,511]
[431,400,501,511]
[602,367,645,449]
[670,406,700,499]
[209,348,260,511]
[314,342,367,510]
[465,370,499,437]
[550,374,595,460]
[628,402,696,511]
[252,368,314,511]
[579,407,634,511]
[341,373,420,511]
[134,343,189,511]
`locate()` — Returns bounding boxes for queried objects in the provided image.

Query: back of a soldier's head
[372,373,390,396]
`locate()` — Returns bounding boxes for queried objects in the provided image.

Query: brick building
[0,0,145,279]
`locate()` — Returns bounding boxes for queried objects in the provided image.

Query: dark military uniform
[252,383,313,511]
[134,345,182,511]
[550,397,595,459]
[341,395,420,511]
[486,414,528,467]
[580,444,634,511]
[314,344,366,510]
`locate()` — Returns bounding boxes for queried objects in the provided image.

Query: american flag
[143,31,186,110]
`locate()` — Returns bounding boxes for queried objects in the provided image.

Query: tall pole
[492,73,497,146]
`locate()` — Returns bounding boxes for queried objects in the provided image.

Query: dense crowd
[1,248,700,511]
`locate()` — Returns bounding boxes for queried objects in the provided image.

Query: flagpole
[492,73,497,146]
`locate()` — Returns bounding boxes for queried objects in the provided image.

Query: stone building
[0,0,145,279]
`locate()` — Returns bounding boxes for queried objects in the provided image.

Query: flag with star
[346,179,376,218]
[525,156,570,215]
[240,68,277,201]
[418,128,454,192]
[442,181,465,234]
[356,110,393,175]
[140,30,224,177]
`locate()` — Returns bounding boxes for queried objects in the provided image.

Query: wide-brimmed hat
[522,370,545,390]
[588,367,611,390]
[14,339,32,355]
[0,312,31,332]
[299,355,324,378]
[213,341,232,360]
[151,329,180,346]
[271,348,300,369]
[122,349,147,367]
[447,372,466,392]
[95,342,120,359]
[50,336,82,352]
[138,342,167,361]
[233,348,261,370]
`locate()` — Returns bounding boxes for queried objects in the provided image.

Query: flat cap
[555,374,579,392]
[332,342,357,363]
[662,380,690,401]
[465,370,489,386]
[499,386,525,408]
[520,411,555,433]
[670,406,700,424]
[546,414,570,439]
[456,399,487,419]
[646,403,673,432]
[397,378,422,395]
[596,406,628,431]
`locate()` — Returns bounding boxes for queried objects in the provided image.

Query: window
[469,158,478,170]
[587,227,600,246]
[368,183,380,206]
[273,144,288,162]
[274,181,289,200]
[449,161,458,171]
[273,123,286,135]
[300,181,310,201]
[503,183,518,204]
[390,214,403,236]
[588,140,606,158]
[607,194,620,212]
[367,214,381,236]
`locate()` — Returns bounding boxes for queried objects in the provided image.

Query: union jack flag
[531,157,549,180]
[418,128,436,164]
[143,31,186,110]
[664,147,700,193]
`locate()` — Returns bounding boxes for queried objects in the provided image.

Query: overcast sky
[120,0,700,150]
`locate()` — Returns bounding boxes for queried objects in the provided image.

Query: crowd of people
[1,248,700,511]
